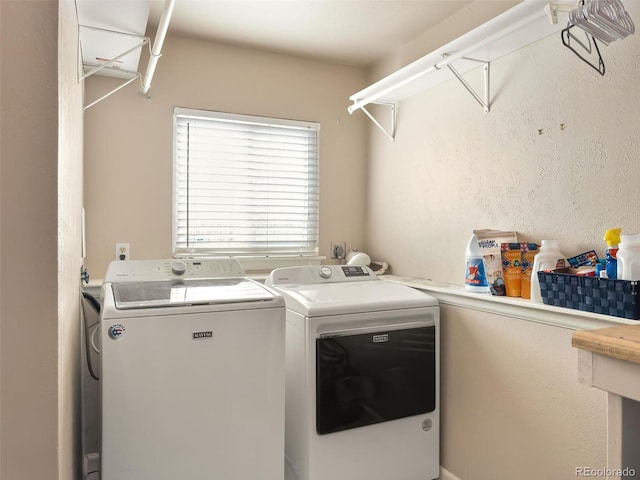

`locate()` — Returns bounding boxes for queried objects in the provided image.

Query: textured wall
[440,305,606,479]
[365,4,640,283]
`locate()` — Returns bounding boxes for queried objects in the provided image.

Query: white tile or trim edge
[382,275,639,331]
[439,466,462,480]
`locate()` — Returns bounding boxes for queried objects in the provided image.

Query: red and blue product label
[606,248,618,279]
[465,257,488,287]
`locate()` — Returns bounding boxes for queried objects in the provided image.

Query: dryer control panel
[341,265,372,277]
[267,265,377,287]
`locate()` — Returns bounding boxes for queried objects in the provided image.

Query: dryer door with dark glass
[316,323,436,435]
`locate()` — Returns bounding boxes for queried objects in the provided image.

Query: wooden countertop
[572,325,640,364]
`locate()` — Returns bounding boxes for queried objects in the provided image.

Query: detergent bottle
[464,234,489,293]
[530,239,567,303]
[617,233,640,280]
[604,228,621,279]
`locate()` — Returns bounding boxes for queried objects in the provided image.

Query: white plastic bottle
[617,233,640,280]
[465,234,489,293]
[530,239,568,303]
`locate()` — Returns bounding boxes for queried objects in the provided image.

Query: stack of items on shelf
[464,228,640,320]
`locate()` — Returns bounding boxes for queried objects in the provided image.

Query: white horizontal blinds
[174,109,320,255]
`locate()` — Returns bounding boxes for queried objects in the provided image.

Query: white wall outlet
[330,241,346,259]
[115,242,130,261]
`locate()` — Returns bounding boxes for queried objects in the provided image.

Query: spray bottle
[604,228,621,280]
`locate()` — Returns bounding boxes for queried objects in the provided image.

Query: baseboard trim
[439,466,462,480]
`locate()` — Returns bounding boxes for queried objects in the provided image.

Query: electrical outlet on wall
[330,241,346,259]
[115,243,130,261]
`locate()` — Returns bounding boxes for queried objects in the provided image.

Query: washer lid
[274,280,437,317]
[111,278,275,309]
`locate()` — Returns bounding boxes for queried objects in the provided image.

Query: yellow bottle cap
[604,228,622,247]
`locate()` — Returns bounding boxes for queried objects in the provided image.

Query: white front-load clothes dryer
[100,258,285,480]
[266,265,440,480]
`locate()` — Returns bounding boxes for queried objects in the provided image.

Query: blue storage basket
[537,270,640,320]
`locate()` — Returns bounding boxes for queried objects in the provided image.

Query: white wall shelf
[76,0,151,80]
[383,275,639,331]
[348,0,575,139]
[76,0,152,110]
[75,0,176,109]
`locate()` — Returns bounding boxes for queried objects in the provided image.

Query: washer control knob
[171,261,187,275]
[319,266,333,279]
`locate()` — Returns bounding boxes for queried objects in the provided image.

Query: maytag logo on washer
[193,331,213,339]
[108,324,125,340]
[372,334,389,343]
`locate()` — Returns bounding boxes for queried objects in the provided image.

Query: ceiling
[147,0,483,67]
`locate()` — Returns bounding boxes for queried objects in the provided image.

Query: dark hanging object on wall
[561,24,606,76]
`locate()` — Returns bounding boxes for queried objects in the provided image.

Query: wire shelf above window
[348,0,576,139]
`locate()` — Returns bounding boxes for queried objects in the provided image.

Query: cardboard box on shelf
[473,229,518,296]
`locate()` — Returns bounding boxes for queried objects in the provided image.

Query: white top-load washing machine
[100,258,285,480]
[266,265,440,480]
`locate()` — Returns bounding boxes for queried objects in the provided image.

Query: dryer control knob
[319,266,332,279]
[171,261,187,275]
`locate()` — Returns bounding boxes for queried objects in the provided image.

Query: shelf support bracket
[441,54,490,113]
[78,26,150,110]
[83,72,142,110]
[360,102,396,141]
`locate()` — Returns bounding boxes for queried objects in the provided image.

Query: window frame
[171,107,322,268]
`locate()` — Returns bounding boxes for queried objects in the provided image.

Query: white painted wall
[440,305,606,479]
[83,35,368,279]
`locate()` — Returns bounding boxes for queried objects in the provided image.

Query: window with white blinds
[173,108,320,256]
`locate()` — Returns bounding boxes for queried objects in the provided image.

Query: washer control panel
[104,258,246,283]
